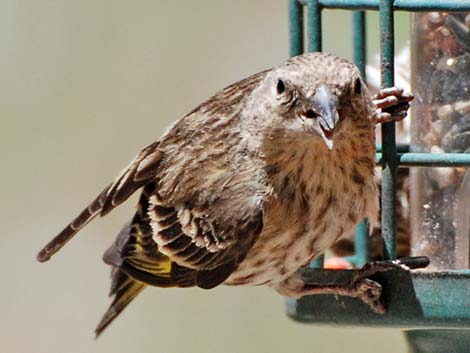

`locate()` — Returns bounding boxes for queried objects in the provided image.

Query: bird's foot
[373,87,414,124]
[291,256,429,313]
[296,261,399,313]
[344,259,411,313]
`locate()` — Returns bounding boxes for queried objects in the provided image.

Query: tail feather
[94,186,195,336]
[95,221,147,337]
[95,271,146,337]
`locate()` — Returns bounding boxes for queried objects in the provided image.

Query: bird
[37,52,414,336]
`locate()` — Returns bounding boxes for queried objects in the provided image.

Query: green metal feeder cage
[285,1,470,352]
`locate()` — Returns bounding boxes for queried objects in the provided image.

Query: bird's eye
[276,79,286,94]
[353,77,362,95]
[304,109,318,119]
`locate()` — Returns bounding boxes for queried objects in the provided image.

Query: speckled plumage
[330,168,411,263]
[38,53,390,335]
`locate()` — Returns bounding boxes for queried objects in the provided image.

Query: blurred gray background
[2,1,410,352]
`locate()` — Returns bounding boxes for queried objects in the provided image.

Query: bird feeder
[410,11,470,270]
[286,1,470,352]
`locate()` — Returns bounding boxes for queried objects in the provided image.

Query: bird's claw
[346,260,402,313]
[347,256,429,312]
[285,257,428,313]
[373,86,414,124]
[348,277,385,314]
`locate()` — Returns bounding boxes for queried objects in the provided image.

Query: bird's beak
[311,85,339,150]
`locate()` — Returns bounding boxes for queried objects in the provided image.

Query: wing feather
[37,142,163,262]
[38,69,269,264]
[148,189,264,287]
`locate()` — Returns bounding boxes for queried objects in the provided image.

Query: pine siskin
[37,52,413,336]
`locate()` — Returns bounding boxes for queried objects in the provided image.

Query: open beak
[310,85,339,150]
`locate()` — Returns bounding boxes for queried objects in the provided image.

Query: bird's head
[246,53,371,151]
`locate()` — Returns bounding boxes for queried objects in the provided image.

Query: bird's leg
[373,86,414,124]
[279,257,429,313]
[294,277,386,313]
[297,261,405,313]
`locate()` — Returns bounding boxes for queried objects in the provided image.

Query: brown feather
[37,185,111,262]
[37,142,163,262]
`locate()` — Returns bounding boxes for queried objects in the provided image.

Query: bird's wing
[94,176,264,336]
[148,183,264,289]
[37,140,164,262]
[37,68,269,264]
[95,182,194,337]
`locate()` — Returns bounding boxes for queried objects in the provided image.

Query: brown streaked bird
[37,52,414,336]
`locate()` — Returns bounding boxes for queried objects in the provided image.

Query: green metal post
[306,0,322,52]
[302,0,470,11]
[289,0,304,56]
[306,0,324,267]
[353,10,366,78]
[376,152,470,167]
[379,0,397,260]
[354,220,369,266]
[396,153,470,167]
[352,10,369,267]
